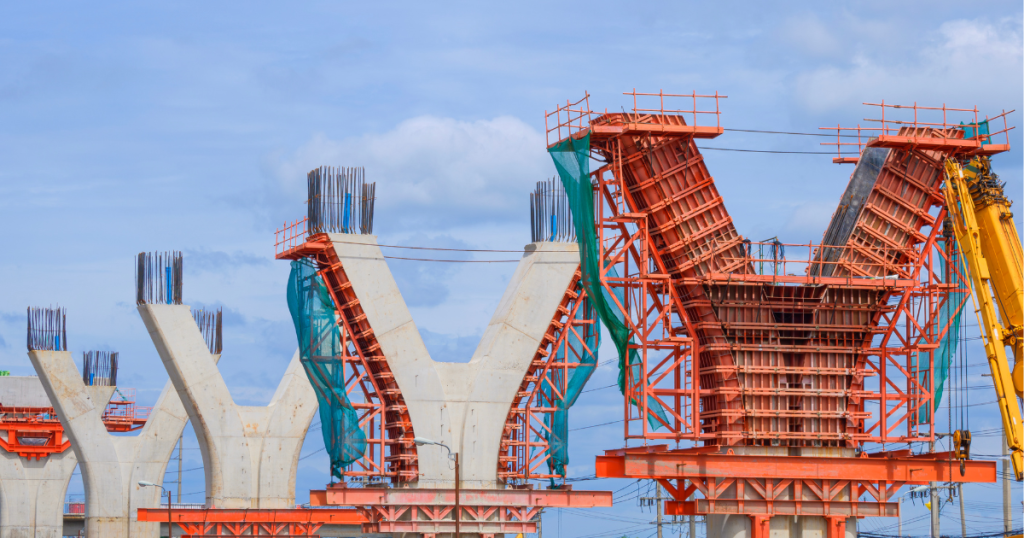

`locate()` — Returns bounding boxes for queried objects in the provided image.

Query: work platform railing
[820,102,1015,163]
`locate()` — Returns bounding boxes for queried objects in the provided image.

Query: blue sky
[1,2,1021,536]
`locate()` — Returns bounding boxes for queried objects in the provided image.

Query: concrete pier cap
[28,350,191,538]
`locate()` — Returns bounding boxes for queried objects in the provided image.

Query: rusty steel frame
[136,507,365,537]
[276,226,418,483]
[499,267,598,483]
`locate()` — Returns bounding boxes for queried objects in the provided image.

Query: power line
[724,127,862,138]
[700,146,837,155]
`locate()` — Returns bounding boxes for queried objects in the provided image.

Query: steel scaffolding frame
[499,266,598,483]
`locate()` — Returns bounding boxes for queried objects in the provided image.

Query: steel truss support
[596,447,995,528]
[310,485,611,536]
[137,507,365,537]
[276,230,418,484]
[499,266,599,482]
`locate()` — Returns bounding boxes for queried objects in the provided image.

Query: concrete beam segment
[138,304,317,509]
[28,351,190,538]
[329,234,580,488]
[0,377,77,538]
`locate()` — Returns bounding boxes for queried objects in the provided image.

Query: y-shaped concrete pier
[28,351,190,538]
[0,376,78,538]
[328,235,580,488]
[139,305,317,509]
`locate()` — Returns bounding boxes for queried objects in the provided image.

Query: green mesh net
[548,133,667,429]
[287,259,367,479]
[918,238,967,422]
[542,297,599,478]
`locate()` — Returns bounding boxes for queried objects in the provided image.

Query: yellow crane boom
[942,156,1023,481]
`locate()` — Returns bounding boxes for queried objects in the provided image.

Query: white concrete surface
[139,304,317,509]
[0,376,78,538]
[28,351,191,538]
[0,375,56,408]
[329,234,580,489]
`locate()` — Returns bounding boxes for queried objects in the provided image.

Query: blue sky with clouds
[1,2,1021,536]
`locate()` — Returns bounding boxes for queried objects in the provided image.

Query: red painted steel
[136,507,365,537]
[499,267,597,483]
[0,391,150,458]
[545,91,1007,529]
[276,231,418,483]
[310,485,610,536]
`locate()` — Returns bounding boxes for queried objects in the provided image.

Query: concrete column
[138,304,317,509]
[330,234,580,488]
[28,351,190,538]
[0,447,77,538]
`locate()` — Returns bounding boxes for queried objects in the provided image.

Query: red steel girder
[137,507,365,537]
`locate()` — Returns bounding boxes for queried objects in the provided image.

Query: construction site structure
[942,156,1023,480]
[0,375,151,538]
[544,92,1004,537]
[273,167,611,535]
[25,308,195,538]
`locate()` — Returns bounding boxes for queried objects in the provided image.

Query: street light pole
[139,480,172,538]
[455,451,460,538]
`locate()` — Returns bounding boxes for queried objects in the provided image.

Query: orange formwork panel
[545,91,1002,531]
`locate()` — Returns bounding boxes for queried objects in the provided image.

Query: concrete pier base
[28,351,192,538]
[139,304,318,509]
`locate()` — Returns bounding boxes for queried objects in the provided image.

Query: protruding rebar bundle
[26,306,67,351]
[307,166,376,235]
[192,308,223,355]
[530,177,576,243]
[82,351,118,387]
[136,251,183,305]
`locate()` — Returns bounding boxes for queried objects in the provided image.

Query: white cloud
[793,17,1022,114]
[271,115,551,231]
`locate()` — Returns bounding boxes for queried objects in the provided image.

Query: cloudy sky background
[0,2,1021,535]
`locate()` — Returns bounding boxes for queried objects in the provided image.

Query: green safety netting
[548,133,667,430]
[287,260,367,479]
[918,238,968,422]
[962,120,991,145]
[542,297,599,478]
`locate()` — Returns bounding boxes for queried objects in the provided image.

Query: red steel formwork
[499,267,597,483]
[277,225,419,484]
[274,220,605,535]
[545,92,1002,533]
[1,392,150,459]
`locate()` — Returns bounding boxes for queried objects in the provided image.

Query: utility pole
[930,441,940,538]
[641,481,665,538]
[1004,432,1012,534]
[958,484,966,538]
[688,516,696,538]
[177,433,183,504]
[537,508,543,538]
[898,496,902,537]
[656,482,663,538]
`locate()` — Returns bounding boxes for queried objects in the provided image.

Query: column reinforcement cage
[307,166,376,235]
[136,251,183,305]
[26,306,67,352]
[530,177,577,243]
[82,351,118,387]
[192,308,223,355]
